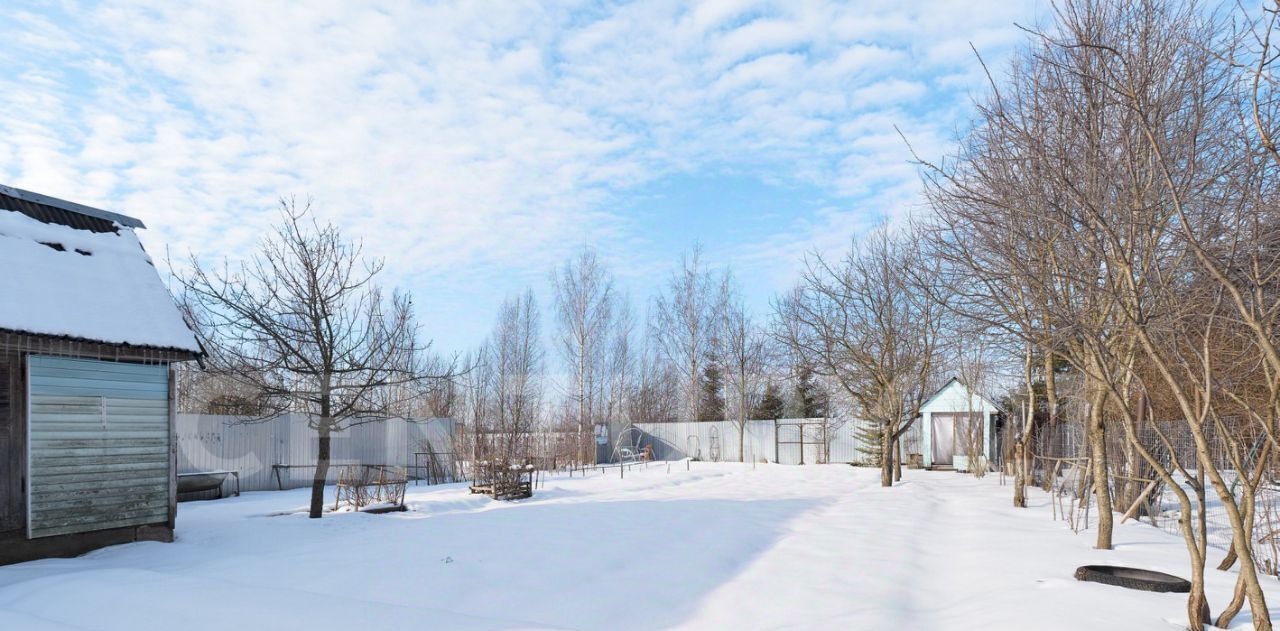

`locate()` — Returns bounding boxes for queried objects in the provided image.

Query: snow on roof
[0,199,200,353]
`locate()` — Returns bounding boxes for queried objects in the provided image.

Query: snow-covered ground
[1,462,1277,630]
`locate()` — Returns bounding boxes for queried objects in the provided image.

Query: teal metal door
[27,355,170,538]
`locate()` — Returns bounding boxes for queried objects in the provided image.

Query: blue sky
[0,1,1043,355]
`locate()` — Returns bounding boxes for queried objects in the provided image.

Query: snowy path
[0,463,1276,630]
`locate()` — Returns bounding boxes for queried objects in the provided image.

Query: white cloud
[0,0,1042,351]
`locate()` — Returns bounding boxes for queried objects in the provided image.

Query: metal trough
[177,470,241,499]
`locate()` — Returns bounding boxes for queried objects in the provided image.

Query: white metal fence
[628,418,921,465]
[176,414,455,495]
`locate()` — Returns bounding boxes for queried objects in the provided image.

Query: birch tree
[652,246,724,420]
[720,273,769,461]
[480,290,544,464]
[552,249,617,464]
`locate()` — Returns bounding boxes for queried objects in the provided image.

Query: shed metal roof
[0,184,145,231]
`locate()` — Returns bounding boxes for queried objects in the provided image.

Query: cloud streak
[0,0,1042,351]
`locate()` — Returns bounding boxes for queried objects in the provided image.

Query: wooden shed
[919,378,1002,472]
[0,185,200,565]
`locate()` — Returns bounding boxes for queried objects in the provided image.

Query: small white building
[918,378,1002,471]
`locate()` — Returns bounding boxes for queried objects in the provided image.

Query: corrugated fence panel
[406,418,458,483]
[177,414,456,492]
[28,355,170,538]
[632,418,876,466]
[176,414,276,493]
[631,421,757,463]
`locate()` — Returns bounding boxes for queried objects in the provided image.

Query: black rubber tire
[1073,565,1191,593]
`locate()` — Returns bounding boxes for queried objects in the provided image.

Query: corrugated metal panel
[632,418,872,465]
[176,413,277,492]
[27,355,170,538]
[631,421,760,463]
[175,414,456,492]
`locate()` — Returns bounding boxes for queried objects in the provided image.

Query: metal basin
[178,472,231,494]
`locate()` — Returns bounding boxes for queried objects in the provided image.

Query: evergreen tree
[794,366,829,418]
[854,420,884,465]
[697,362,726,421]
[752,382,786,420]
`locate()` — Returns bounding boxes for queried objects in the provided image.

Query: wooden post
[823,419,829,464]
[167,365,178,534]
[1120,479,1158,524]
[774,419,779,464]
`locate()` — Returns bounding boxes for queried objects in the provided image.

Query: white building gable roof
[0,190,200,353]
[919,377,1001,415]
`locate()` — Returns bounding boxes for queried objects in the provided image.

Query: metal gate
[774,419,829,465]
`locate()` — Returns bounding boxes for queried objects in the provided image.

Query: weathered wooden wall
[0,332,193,565]
[0,350,20,532]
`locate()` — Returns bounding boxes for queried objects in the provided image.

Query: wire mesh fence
[1027,416,1280,575]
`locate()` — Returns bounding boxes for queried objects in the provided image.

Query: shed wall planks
[0,351,19,531]
[27,355,170,538]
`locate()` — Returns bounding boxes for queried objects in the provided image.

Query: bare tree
[951,331,1002,479]
[472,290,545,467]
[175,362,267,415]
[720,272,770,461]
[651,245,724,420]
[601,299,636,455]
[496,290,545,450]
[919,2,1280,626]
[629,326,681,424]
[551,249,618,464]
[408,355,458,419]
[175,198,446,518]
[914,8,1131,550]
[775,227,943,487]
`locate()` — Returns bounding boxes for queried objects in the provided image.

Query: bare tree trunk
[1189,578,1211,631]
[1207,476,1272,630]
[1193,470,1212,628]
[1014,345,1035,508]
[1087,385,1113,550]
[1012,405,1028,507]
[881,425,895,487]
[1218,572,1249,629]
[310,422,332,519]
[1217,443,1270,574]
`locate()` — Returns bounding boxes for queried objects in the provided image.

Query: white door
[931,414,955,465]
